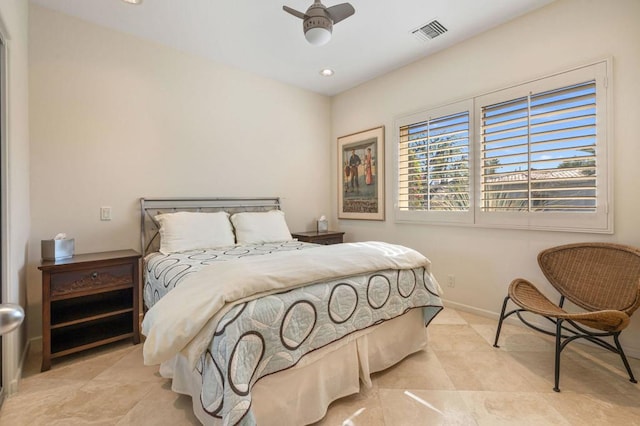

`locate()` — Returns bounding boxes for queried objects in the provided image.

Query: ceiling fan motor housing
[304,4,333,35]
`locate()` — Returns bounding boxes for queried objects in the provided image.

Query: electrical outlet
[447,274,455,288]
[100,206,112,221]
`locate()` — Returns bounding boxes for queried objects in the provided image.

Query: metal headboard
[140,197,282,257]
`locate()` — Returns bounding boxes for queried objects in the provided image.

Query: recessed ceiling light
[320,69,334,77]
[122,0,143,4]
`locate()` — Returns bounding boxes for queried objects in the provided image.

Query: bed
[139,197,443,426]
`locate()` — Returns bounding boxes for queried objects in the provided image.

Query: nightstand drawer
[50,263,134,297]
[291,231,345,245]
[314,235,344,245]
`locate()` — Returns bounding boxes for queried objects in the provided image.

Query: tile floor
[1,308,639,425]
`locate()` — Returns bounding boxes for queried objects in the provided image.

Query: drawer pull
[91,272,99,279]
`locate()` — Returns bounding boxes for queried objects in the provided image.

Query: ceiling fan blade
[326,3,355,24]
[283,5,307,20]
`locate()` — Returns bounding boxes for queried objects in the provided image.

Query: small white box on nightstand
[317,219,328,232]
[41,238,75,261]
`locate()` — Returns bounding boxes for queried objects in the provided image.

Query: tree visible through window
[398,111,470,212]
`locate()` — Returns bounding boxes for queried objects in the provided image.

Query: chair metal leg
[553,319,563,392]
[613,333,638,384]
[493,296,510,348]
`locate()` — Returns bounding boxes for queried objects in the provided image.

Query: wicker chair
[493,242,640,392]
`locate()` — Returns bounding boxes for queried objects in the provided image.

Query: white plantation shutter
[395,60,610,232]
[475,61,610,232]
[480,81,597,212]
[396,100,474,224]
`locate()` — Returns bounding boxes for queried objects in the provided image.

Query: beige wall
[0,0,30,393]
[27,6,331,338]
[331,0,640,355]
[26,0,640,360]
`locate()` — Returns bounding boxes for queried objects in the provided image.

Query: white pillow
[231,210,293,245]
[155,211,235,254]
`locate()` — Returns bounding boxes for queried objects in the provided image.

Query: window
[396,100,474,224]
[480,81,596,213]
[395,60,611,233]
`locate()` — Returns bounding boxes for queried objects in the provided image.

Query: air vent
[412,20,447,41]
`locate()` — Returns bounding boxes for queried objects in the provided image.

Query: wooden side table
[38,249,141,371]
[291,230,345,245]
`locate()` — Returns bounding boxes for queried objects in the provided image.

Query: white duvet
[141,241,432,367]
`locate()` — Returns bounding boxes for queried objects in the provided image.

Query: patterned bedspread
[143,242,443,426]
[144,241,317,309]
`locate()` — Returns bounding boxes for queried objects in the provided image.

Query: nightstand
[38,249,141,371]
[291,231,345,245]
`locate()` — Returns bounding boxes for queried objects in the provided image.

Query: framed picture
[338,126,385,220]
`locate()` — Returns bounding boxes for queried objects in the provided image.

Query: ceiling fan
[283,0,356,46]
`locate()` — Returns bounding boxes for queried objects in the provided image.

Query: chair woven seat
[494,242,640,392]
[509,279,630,332]
[509,279,566,316]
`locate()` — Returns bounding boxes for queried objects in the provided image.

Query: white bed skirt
[164,308,428,425]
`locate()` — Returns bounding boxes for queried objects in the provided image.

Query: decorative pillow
[231,210,293,245]
[155,211,235,254]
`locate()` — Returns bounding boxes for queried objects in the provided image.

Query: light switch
[100,206,112,221]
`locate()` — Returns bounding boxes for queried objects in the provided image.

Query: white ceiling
[29,0,554,96]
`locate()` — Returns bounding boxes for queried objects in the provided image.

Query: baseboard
[441,298,640,360]
[28,336,42,352]
[442,299,502,320]
[7,337,33,396]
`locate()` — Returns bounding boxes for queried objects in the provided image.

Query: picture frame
[338,126,385,220]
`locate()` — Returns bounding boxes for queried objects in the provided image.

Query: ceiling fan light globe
[305,27,331,46]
